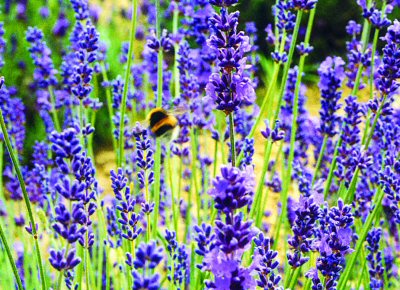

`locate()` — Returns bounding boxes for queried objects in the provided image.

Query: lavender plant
[0,0,399,289]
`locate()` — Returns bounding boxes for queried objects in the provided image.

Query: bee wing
[135,119,149,130]
[168,106,189,116]
[157,126,180,144]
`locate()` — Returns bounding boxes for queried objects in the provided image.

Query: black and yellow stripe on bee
[148,108,178,137]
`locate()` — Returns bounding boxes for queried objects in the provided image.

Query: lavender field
[0,0,399,289]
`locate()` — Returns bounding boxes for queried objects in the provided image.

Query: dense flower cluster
[206,1,255,114]
[26,27,58,88]
[308,199,354,289]
[0,0,399,289]
[130,241,163,290]
[318,56,345,137]
[366,227,384,289]
[203,165,260,289]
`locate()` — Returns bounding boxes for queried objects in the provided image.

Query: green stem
[235,42,283,164]
[96,208,107,289]
[173,7,180,100]
[322,2,375,200]
[0,221,24,289]
[147,213,151,243]
[152,139,162,240]
[100,62,118,160]
[312,134,328,185]
[56,242,72,290]
[212,138,218,178]
[229,113,236,167]
[342,94,388,204]
[273,10,304,249]
[355,263,366,290]
[337,187,384,288]
[166,145,178,233]
[255,141,283,228]
[323,136,342,200]
[189,243,196,290]
[287,267,301,289]
[49,86,61,132]
[365,94,388,149]
[0,95,47,290]
[76,232,83,287]
[362,28,380,144]
[191,128,201,224]
[350,0,372,97]
[88,110,96,159]
[152,0,164,240]
[250,140,272,219]
[0,142,4,203]
[118,0,138,168]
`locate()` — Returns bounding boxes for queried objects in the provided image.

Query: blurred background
[0,0,399,160]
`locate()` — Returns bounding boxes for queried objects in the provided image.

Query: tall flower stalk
[206,0,255,167]
[151,0,164,240]
[0,77,47,289]
[0,77,24,290]
[273,0,318,248]
[118,0,138,168]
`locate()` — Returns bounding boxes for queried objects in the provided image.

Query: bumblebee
[147,107,179,140]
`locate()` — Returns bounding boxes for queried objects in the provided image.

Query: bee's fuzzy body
[148,108,179,138]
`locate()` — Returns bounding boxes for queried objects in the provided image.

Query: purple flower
[174,41,206,127]
[53,203,87,243]
[71,0,89,21]
[239,137,255,167]
[275,2,296,32]
[39,6,50,18]
[165,230,188,286]
[209,0,238,7]
[359,1,392,29]
[50,128,82,172]
[265,24,275,46]
[312,199,354,289]
[0,22,5,70]
[206,7,255,114]
[288,0,317,11]
[280,67,315,164]
[335,95,363,183]
[53,12,70,37]
[0,83,26,152]
[70,21,99,100]
[346,20,362,35]
[287,194,321,268]
[261,120,285,142]
[204,246,258,289]
[194,223,216,269]
[111,168,143,241]
[204,164,258,289]
[379,166,400,223]
[49,248,81,271]
[366,228,384,289]
[208,165,254,214]
[146,29,173,52]
[131,241,163,290]
[26,27,58,88]
[253,233,282,289]
[132,271,161,290]
[376,20,400,96]
[318,56,345,137]
[134,241,163,269]
[296,42,314,55]
[215,212,256,254]
[133,122,154,190]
